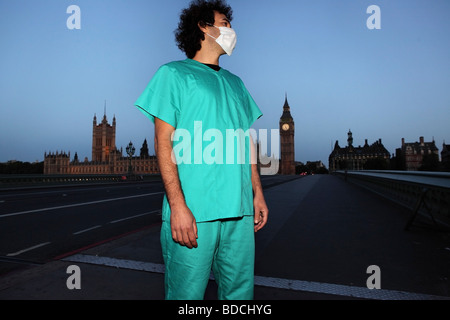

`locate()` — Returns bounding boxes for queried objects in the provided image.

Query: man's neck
[192,49,221,66]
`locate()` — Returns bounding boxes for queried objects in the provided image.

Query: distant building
[306,160,325,171]
[279,95,296,175]
[442,142,450,171]
[256,143,279,176]
[297,160,328,175]
[44,112,159,175]
[395,136,439,171]
[328,130,390,172]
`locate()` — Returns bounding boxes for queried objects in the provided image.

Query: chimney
[402,138,405,147]
[419,136,424,146]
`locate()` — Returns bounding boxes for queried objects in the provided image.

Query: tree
[419,153,440,171]
[0,161,44,174]
[364,157,389,170]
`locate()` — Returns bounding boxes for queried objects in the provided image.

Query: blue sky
[0,0,449,167]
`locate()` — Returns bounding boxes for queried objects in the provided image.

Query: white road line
[109,210,161,224]
[252,276,449,300]
[73,210,162,233]
[7,242,51,257]
[63,254,450,301]
[1,185,150,198]
[73,225,102,235]
[0,192,164,218]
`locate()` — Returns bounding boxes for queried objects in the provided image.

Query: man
[135,0,268,300]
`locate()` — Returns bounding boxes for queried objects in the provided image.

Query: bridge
[0,171,449,302]
[336,170,450,230]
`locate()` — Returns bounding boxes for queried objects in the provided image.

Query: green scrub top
[135,58,262,222]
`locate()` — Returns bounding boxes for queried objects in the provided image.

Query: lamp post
[126,141,135,176]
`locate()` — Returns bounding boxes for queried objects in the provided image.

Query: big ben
[279,94,295,175]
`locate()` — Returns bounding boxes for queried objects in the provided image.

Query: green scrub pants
[161,215,255,300]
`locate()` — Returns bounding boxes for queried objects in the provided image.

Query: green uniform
[135,58,262,299]
[161,216,255,300]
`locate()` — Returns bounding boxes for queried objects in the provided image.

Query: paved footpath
[0,174,449,300]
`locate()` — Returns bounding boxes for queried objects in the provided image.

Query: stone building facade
[442,142,450,171]
[279,95,296,175]
[44,113,159,175]
[328,130,391,172]
[395,136,439,171]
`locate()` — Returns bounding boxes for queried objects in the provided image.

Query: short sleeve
[134,64,181,128]
[242,83,262,128]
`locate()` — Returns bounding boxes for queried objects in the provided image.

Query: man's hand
[253,192,269,233]
[250,139,269,233]
[170,204,198,249]
[155,118,198,249]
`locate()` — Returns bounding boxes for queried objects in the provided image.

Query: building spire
[280,92,293,120]
[102,100,107,122]
[347,129,353,147]
[283,92,289,111]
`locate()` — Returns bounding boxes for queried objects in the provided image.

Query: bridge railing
[0,174,161,189]
[334,170,450,229]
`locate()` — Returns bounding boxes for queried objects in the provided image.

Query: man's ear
[198,21,208,34]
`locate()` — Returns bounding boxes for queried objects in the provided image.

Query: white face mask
[206,25,237,56]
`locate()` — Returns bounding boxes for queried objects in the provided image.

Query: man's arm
[155,118,198,248]
[250,138,269,232]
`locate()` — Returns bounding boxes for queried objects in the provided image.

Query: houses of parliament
[43,97,298,176]
[44,112,159,175]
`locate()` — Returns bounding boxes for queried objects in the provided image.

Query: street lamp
[126,141,135,176]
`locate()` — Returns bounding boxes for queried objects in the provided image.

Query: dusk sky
[1,0,449,167]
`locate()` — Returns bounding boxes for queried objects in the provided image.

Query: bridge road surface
[0,181,165,276]
[0,174,450,300]
[0,176,294,277]
[254,174,450,299]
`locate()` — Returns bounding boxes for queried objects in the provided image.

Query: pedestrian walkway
[0,174,449,300]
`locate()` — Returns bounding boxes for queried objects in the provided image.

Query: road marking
[64,254,165,274]
[63,254,450,300]
[7,242,51,257]
[0,192,164,218]
[109,210,161,224]
[71,210,161,234]
[0,256,43,265]
[73,225,102,235]
[252,275,449,300]
[0,184,158,198]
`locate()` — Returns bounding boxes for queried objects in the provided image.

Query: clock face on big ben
[282,123,290,131]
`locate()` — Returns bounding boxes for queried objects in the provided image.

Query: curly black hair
[175,0,233,59]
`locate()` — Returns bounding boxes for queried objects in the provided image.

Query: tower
[347,129,353,147]
[92,105,116,163]
[279,94,295,175]
[140,139,150,158]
